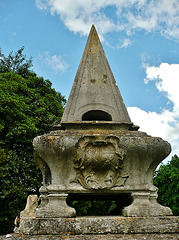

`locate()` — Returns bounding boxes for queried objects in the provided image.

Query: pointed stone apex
[91,24,96,30]
[89,24,98,35]
[61,25,132,125]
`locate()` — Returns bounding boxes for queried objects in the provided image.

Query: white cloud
[117,38,132,49]
[36,0,116,36]
[144,63,179,112]
[37,51,69,73]
[36,0,179,41]
[128,63,179,160]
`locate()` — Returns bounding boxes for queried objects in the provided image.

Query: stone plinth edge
[14,216,179,235]
[1,233,179,240]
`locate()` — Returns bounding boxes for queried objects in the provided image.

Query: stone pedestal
[36,193,76,218]
[30,123,172,218]
[123,191,172,217]
[15,25,175,236]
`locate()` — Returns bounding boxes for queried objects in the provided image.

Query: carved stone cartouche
[72,135,127,189]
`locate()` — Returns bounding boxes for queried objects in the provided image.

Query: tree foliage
[71,200,118,216]
[0,47,66,234]
[0,46,33,79]
[154,154,179,215]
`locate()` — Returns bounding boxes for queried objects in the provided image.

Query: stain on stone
[90,79,96,83]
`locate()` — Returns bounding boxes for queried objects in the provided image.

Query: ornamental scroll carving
[72,135,128,190]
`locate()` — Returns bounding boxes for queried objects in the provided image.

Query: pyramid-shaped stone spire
[61,25,132,123]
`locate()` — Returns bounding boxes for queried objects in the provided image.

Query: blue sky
[0,0,179,162]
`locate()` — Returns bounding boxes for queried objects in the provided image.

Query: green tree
[0,48,66,234]
[0,46,33,79]
[71,200,118,216]
[154,155,179,215]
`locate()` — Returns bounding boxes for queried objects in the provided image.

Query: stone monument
[15,25,178,236]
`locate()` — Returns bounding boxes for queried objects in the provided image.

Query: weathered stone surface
[14,216,179,235]
[36,193,76,218]
[61,24,132,123]
[21,195,38,218]
[1,233,179,240]
[123,191,172,217]
[32,127,172,218]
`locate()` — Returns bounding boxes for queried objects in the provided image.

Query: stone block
[15,216,179,235]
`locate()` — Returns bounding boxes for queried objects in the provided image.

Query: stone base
[36,193,76,218]
[14,216,178,235]
[1,233,179,240]
[123,192,173,217]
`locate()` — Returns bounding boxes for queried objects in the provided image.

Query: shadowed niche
[67,194,132,216]
[82,110,112,121]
